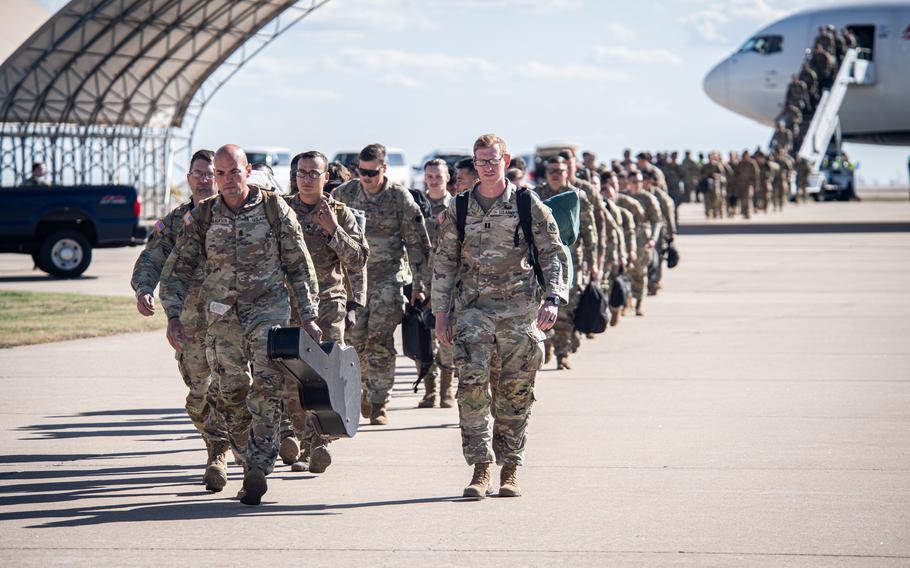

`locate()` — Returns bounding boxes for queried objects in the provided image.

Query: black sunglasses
[358,166,383,178]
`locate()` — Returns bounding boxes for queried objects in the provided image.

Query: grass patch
[0,291,167,348]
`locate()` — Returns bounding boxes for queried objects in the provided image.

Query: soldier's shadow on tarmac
[0,407,464,528]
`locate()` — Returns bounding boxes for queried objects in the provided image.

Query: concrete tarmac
[1,200,908,566]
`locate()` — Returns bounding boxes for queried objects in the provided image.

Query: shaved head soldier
[160,144,320,505]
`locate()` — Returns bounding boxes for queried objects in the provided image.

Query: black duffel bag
[610,274,631,309]
[667,242,680,268]
[573,281,610,334]
[402,301,436,392]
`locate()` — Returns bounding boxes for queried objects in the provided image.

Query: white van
[244,146,292,193]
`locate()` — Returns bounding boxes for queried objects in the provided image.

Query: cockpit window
[737,34,783,55]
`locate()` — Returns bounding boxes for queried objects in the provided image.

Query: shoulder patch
[153,219,165,235]
[183,210,194,226]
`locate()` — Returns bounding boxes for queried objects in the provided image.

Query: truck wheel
[38,230,92,278]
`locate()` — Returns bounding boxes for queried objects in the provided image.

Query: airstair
[793,48,872,191]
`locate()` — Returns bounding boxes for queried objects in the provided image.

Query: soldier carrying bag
[455,187,578,288]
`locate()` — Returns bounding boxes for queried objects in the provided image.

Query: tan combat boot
[463,462,492,499]
[360,390,371,419]
[308,438,332,474]
[240,468,268,506]
[203,439,229,493]
[279,435,300,466]
[610,306,620,327]
[635,298,644,316]
[370,403,389,426]
[417,374,437,408]
[439,369,455,409]
[499,463,522,497]
[556,354,571,370]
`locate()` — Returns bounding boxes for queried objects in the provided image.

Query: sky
[33,0,910,187]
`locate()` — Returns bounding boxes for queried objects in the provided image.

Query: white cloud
[593,45,683,65]
[515,61,632,82]
[377,74,428,90]
[604,22,636,41]
[338,47,499,74]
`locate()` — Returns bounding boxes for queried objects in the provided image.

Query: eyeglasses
[545,168,567,175]
[473,156,502,168]
[295,169,325,180]
[189,171,214,180]
[358,166,383,178]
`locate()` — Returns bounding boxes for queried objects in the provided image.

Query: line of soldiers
[129,138,683,506]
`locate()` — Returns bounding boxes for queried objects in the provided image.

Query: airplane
[703,1,910,146]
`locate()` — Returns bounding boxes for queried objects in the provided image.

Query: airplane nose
[703,59,729,109]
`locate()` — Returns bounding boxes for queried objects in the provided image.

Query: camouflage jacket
[534,182,597,272]
[775,155,795,190]
[432,182,569,317]
[286,194,369,306]
[425,192,452,248]
[757,161,779,192]
[680,158,700,187]
[605,199,633,261]
[733,159,760,195]
[570,177,607,269]
[649,187,677,235]
[160,188,318,326]
[623,191,662,243]
[660,162,683,196]
[334,178,431,292]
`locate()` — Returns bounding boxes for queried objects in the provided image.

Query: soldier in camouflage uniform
[733,150,760,219]
[681,150,700,203]
[418,158,456,409]
[433,134,569,499]
[619,170,662,316]
[160,144,320,506]
[772,147,794,212]
[562,149,607,277]
[601,171,635,326]
[279,150,369,474]
[534,156,598,370]
[334,144,431,426]
[795,156,812,203]
[131,149,230,492]
[753,150,779,213]
[642,170,676,296]
[700,153,727,220]
[770,122,794,154]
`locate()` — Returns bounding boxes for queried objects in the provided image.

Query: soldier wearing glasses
[278,150,369,473]
[131,149,231,493]
[333,144,431,426]
[433,134,569,499]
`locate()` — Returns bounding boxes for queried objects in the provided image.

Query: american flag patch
[153,219,165,235]
[183,211,194,226]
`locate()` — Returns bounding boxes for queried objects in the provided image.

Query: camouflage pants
[772,186,786,210]
[349,281,405,405]
[281,298,347,447]
[553,283,581,357]
[454,307,544,466]
[206,308,288,475]
[176,323,227,443]
[739,188,753,219]
[422,328,455,393]
[755,187,770,212]
[628,236,653,301]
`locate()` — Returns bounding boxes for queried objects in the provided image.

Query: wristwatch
[545,295,563,306]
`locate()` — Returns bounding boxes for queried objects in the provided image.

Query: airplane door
[846,24,875,60]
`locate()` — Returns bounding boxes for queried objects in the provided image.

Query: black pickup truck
[0,184,147,278]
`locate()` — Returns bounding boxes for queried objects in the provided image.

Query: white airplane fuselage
[703,1,910,146]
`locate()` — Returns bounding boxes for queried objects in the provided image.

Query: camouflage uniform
[572,177,606,272]
[282,194,369,447]
[160,189,318,475]
[647,186,676,294]
[796,157,812,202]
[131,201,225,443]
[334,178,431,406]
[755,159,779,213]
[424,192,455,391]
[733,157,760,219]
[771,129,794,154]
[681,156,700,202]
[618,192,662,305]
[700,162,727,219]
[534,182,597,358]
[722,159,736,216]
[772,155,793,211]
[432,182,569,465]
